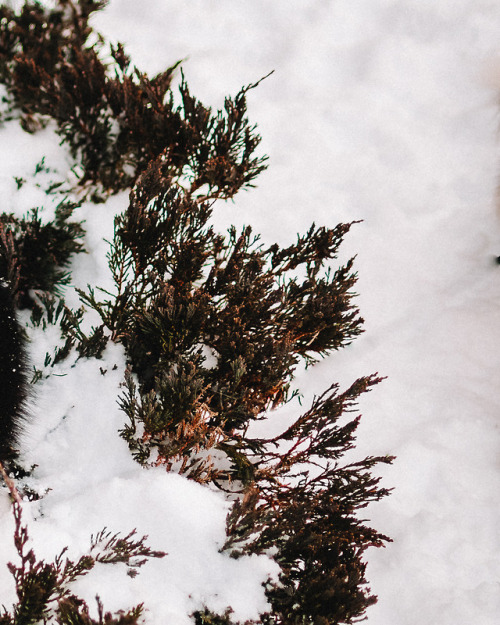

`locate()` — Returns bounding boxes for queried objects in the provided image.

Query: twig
[0,460,22,504]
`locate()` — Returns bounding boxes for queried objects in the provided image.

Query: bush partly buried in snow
[0,504,165,625]
[0,1,393,623]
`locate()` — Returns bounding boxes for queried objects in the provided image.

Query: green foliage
[193,609,236,625]
[0,0,268,198]
[0,198,84,307]
[0,1,393,623]
[77,173,365,485]
[1,503,165,625]
[78,111,391,625]
[29,293,109,380]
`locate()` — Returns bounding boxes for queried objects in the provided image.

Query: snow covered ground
[1,0,500,623]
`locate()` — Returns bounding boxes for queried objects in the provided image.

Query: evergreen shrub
[0,2,393,623]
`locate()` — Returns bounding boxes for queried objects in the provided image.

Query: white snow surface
[0,0,500,623]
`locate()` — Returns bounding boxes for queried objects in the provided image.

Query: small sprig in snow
[1,503,165,625]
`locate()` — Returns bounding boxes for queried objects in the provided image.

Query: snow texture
[1,0,500,623]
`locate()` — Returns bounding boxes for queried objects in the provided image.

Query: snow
[1,0,500,623]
